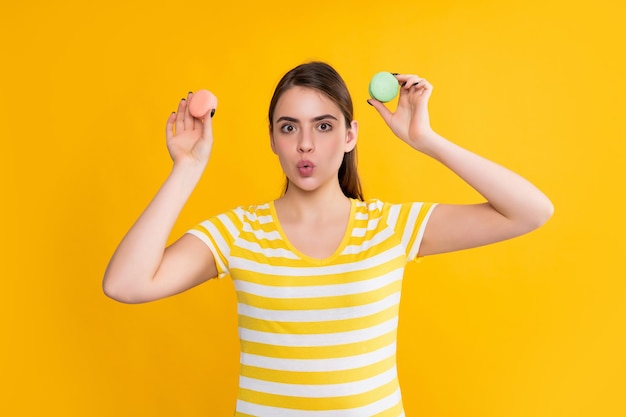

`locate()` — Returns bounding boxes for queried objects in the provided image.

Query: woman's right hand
[103,92,218,304]
[165,92,214,168]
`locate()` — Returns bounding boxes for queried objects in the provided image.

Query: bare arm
[103,93,218,303]
[368,74,554,256]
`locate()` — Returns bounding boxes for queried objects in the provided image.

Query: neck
[276,183,350,221]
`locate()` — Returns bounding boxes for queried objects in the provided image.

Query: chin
[290,179,338,195]
[288,182,319,193]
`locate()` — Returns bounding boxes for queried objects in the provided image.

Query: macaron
[189,89,218,118]
[368,72,399,103]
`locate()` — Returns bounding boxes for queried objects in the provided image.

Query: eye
[280,124,296,133]
[318,122,332,132]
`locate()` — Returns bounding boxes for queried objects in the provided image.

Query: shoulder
[193,201,274,238]
[232,202,274,223]
[357,198,436,228]
[352,198,400,230]
[355,198,388,215]
[208,202,273,222]
[356,198,422,216]
[209,202,278,235]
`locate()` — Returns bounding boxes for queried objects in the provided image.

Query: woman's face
[270,86,358,195]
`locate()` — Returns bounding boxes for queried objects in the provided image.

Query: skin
[102,76,554,303]
[269,87,358,260]
[368,75,553,255]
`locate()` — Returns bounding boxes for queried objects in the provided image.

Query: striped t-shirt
[187,198,437,417]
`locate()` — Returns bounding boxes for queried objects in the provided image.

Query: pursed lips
[296,160,315,177]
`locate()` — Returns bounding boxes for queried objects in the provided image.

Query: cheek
[326,138,348,165]
[271,137,289,154]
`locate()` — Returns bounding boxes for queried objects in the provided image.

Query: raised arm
[368,74,554,256]
[103,93,218,303]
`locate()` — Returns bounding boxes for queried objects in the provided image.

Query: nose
[298,130,314,153]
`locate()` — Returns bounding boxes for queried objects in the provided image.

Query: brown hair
[268,61,363,201]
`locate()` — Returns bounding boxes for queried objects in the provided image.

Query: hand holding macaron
[165,89,218,168]
[368,72,400,103]
[189,89,218,119]
[368,71,435,148]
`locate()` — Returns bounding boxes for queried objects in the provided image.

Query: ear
[269,125,277,155]
[345,120,358,153]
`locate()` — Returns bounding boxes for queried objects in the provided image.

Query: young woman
[103,62,553,416]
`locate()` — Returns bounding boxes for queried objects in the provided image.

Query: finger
[400,78,433,100]
[397,78,423,104]
[403,77,425,91]
[184,91,195,130]
[175,98,187,134]
[392,73,411,84]
[412,79,433,96]
[202,109,214,142]
[165,112,176,141]
[185,91,196,130]
[410,78,431,88]
[394,74,421,87]
[367,98,394,125]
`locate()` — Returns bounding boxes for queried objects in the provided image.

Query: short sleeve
[395,202,438,262]
[186,209,242,279]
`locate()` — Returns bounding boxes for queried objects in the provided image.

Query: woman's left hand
[368,74,434,149]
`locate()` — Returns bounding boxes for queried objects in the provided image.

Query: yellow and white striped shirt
[188,198,436,416]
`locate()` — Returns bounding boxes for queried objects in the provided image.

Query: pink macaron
[189,89,218,118]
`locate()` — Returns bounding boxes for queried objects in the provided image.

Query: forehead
[274,86,342,119]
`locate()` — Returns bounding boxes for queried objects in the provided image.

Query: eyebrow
[276,114,339,123]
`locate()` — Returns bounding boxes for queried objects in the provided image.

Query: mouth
[297,160,315,177]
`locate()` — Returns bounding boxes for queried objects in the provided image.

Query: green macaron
[368,72,399,103]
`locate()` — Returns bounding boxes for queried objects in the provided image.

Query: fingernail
[401,81,407,87]
[366,100,373,106]
[391,73,399,76]
[412,82,420,86]
[210,109,216,118]
[181,98,186,101]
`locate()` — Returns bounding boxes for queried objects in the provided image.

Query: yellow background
[1,0,624,416]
